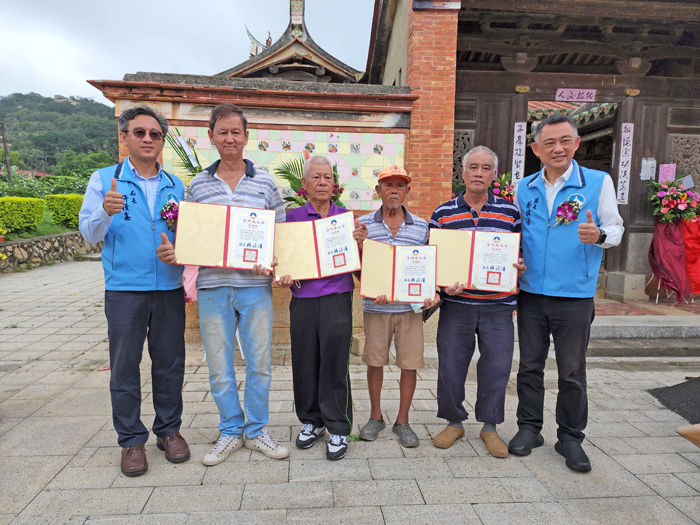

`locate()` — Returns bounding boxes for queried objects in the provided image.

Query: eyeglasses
[125,128,164,141]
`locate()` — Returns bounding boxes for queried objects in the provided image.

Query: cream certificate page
[470,231,519,292]
[314,212,361,277]
[227,207,276,270]
[393,245,437,302]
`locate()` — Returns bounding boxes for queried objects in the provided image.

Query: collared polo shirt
[429,191,521,306]
[187,159,286,289]
[359,206,429,314]
[285,201,355,298]
[127,157,162,219]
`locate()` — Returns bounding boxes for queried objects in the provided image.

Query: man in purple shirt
[277,155,368,460]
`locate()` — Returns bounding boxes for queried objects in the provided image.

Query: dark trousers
[105,288,186,447]
[436,300,516,424]
[516,291,595,443]
[289,292,353,436]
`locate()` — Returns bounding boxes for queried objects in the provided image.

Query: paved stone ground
[1,261,700,524]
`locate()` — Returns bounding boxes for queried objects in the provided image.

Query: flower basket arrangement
[647,176,700,301]
[488,172,515,202]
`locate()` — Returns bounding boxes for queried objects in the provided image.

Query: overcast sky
[1,0,375,105]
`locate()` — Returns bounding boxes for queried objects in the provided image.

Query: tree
[8,151,26,170]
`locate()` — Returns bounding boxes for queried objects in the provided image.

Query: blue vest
[517,161,607,298]
[98,162,184,291]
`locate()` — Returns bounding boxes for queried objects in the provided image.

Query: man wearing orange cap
[357,165,438,448]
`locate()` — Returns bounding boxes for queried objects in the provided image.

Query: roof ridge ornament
[291,0,304,38]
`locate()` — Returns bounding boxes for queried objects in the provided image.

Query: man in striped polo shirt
[358,165,438,448]
[429,146,525,456]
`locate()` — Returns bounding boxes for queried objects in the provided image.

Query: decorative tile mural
[163,127,406,211]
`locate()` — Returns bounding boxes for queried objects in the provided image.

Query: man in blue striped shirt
[357,165,438,448]
[429,146,525,456]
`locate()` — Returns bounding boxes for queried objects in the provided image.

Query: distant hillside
[0,93,118,173]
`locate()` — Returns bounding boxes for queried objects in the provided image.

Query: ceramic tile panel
[163,126,406,208]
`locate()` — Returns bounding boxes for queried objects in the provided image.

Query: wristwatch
[595,228,607,245]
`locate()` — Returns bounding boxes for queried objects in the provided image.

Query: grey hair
[302,155,333,179]
[533,113,578,143]
[118,105,169,135]
[462,146,498,172]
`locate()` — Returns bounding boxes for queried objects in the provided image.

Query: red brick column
[405,4,458,220]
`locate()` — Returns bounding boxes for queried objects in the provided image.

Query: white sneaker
[326,434,348,460]
[244,430,290,459]
[296,423,326,449]
[202,435,243,466]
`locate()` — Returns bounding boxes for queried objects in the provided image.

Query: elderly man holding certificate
[158,103,288,465]
[275,156,368,460]
[357,165,438,448]
[429,146,524,456]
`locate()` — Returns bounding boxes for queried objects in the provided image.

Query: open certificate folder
[359,239,437,302]
[429,229,520,293]
[174,201,275,270]
[274,211,361,280]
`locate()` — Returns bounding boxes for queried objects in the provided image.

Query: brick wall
[405,5,459,220]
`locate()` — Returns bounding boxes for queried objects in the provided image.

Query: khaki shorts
[363,310,425,370]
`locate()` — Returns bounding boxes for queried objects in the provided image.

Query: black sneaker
[296,424,326,449]
[326,434,348,460]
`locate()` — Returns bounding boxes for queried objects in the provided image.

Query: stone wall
[0,232,102,273]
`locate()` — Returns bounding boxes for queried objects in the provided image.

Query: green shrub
[0,197,45,232]
[0,175,87,199]
[45,194,83,229]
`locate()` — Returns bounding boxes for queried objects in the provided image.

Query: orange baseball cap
[377,165,411,183]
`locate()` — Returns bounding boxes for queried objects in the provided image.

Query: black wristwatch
[595,229,607,245]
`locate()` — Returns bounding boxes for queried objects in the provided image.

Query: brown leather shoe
[678,424,700,448]
[433,425,465,449]
[121,445,148,477]
[156,432,191,463]
[480,429,509,458]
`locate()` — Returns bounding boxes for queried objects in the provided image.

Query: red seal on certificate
[408,283,421,296]
[333,253,346,268]
[487,271,501,285]
[243,249,259,263]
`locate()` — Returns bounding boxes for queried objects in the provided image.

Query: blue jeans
[197,286,273,439]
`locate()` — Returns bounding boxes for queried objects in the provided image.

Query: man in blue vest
[510,113,624,472]
[79,105,189,477]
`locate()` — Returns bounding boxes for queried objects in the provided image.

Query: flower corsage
[160,202,179,232]
[553,199,581,227]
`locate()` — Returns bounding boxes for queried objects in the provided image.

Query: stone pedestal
[604,271,649,302]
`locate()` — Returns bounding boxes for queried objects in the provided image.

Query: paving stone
[668,496,700,524]
[446,456,533,478]
[520,447,654,499]
[629,421,688,437]
[286,506,384,524]
[42,488,154,515]
[637,474,700,497]
[611,453,700,474]
[584,421,648,438]
[111,460,207,487]
[332,479,424,507]
[498,477,556,502]
[559,495,695,525]
[241,481,332,510]
[9,382,70,401]
[47,466,121,489]
[0,515,13,525]
[144,485,244,513]
[0,399,48,417]
[203,460,289,484]
[344,439,405,459]
[587,437,639,455]
[33,388,111,417]
[66,447,97,468]
[0,416,22,438]
[0,416,106,456]
[382,504,481,524]
[622,436,700,454]
[0,455,71,514]
[10,516,89,525]
[473,502,577,524]
[186,510,286,524]
[418,478,512,504]
[86,514,189,524]
[676,473,700,492]
[369,457,453,479]
[288,458,369,482]
[639,409,691,423]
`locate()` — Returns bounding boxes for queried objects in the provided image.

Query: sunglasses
[125,128,164,141]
